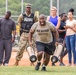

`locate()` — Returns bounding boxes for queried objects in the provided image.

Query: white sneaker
[4,63,8,66]
[0,64,2,66]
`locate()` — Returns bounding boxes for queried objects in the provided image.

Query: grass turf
[0,66,76,75]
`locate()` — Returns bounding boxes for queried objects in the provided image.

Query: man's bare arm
[52,29,59,42]
[29,29,34,45]
[12,30,16,42]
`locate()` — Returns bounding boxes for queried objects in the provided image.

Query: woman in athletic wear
[47,6,61,30]
[47,6,61,66]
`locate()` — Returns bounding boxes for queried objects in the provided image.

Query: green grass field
[0,66,76,75]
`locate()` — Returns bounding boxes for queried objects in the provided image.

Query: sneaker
[35,62,41,70]
[0,64,2,66]
[14,60,19,66]
[52,63,56,66]
[59,63,65,66]
[41,66,46,71]
[3,63,8,66]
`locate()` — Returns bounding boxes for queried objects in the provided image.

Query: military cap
[26,3,31,8]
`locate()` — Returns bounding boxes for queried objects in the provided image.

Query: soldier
[14,3,38,66]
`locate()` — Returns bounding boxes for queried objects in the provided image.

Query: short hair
[59,13,66,18]
[39,14,46,20]
[39,14,46,18]
[6,11,11,16]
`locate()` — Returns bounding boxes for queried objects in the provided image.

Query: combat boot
[14,60,19,66]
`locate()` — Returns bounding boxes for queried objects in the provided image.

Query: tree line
[0,0,76,16]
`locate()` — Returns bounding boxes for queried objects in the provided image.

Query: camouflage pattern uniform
[14,3,38,65]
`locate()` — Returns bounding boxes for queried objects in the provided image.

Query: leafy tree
[0,0,76,18]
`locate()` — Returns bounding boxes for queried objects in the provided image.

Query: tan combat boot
[14,60,19,66]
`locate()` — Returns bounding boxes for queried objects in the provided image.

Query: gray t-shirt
[0,18,16,39]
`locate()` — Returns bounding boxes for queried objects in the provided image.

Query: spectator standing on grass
[58,13,67,66]
[0,11,16,66]
[14,3,38,66]
[64,8,76,66]
[47,6,61,66]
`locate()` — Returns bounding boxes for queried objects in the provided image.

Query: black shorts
[36,41,56,55]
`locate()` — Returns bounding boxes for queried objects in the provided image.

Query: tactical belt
[22,29,29,33]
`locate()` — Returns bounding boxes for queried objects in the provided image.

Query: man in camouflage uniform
[14,3,38,66]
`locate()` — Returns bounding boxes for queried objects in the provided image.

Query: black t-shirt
[59,20,66,39]
[0,18,16,39]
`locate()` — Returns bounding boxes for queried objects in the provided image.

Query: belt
[22,29,29,33]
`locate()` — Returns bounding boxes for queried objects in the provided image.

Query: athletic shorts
[36,41,56,55]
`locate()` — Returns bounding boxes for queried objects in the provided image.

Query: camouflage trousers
[16,32,35,61]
